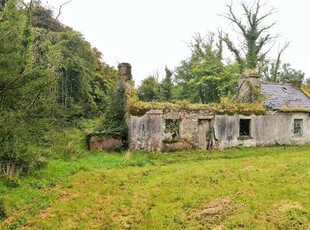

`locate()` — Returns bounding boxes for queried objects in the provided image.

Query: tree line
[0,0,117,179]
[137,1,307,103]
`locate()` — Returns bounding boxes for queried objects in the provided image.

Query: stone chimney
[235,69,261,103]
[117,63,133,129]
[118,63,132,82]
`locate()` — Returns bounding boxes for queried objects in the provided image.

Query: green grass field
[1,145,310,229]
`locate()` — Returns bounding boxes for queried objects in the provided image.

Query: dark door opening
[239,119,251,136]
[198,119,212,150]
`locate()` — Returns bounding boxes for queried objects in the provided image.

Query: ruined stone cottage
[89,63,310,151]
[120,63,310,152]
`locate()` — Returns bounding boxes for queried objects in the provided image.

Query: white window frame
[293,119,303,137]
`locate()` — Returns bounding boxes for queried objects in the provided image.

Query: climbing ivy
[98,80,128,142]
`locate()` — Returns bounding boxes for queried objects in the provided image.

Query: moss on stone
[301,85,310,99]
[123,76,266,116]
[128,100,265,116]
[241,69,260,78]
[278,107,310,113]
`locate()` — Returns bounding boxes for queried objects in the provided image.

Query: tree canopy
[0,0,117,179]
[173,33,239,104]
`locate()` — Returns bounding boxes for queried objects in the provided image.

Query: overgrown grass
[1,145,310,229]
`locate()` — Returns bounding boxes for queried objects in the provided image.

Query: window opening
[164,119,180,140]
[239,119,251,136]
[293,119,303,136]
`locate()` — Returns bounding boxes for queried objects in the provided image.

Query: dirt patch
[187,197,236,227]
[197,198,235,219]
[58,189,82,202]
[275,201,302,213]
[243,165,263,172]
[33,207,55,220]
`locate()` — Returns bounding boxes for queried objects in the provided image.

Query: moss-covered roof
[128,100,266,116]
[125,79,310,116]
[125,81,266,116]
[241,69,260,78]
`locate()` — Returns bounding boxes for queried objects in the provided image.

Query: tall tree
[174,33,239,103]
[137,75,160,102]
[55,31,106,118]
[221,0,276,70]
[0,0,52,178]
[160,66,174,101]
[279,63,305,83]
[261,61,304,83]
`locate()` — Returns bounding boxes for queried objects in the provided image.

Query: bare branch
[257,22,276,37]
[221,3,247,37]
[272,41,290,82]
[257,7,276,23]
[56,0,72,20]
[278,41,290,54]
[255,34,271,55]
[241,1,253,28]
[221,34,245,69]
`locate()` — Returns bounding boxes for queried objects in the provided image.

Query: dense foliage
[174,33,239,103]
[0,0,117,179]
[137,33,240,104]
[137,66,174,102]
[97,79,128,144]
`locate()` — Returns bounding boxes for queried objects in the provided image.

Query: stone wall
[214,113,310,148]
[128,110,310,152]
[88,135,122,151]
[128,110,163,151]
[235,69,261,103]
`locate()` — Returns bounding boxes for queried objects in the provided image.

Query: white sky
[44,0,310,85]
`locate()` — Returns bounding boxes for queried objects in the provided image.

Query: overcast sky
[44,0,310,85]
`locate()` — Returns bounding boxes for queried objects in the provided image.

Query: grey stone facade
[119,63,310,152]
[128,111,310,151]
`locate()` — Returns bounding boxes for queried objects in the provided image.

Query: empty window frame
[293,119,303,136]
[239,119,251,137]
[164,119,180,139]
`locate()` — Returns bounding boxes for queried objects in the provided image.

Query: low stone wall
[88,135,122,151]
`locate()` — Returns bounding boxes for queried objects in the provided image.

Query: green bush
[45,127,86,160]
[97,81,128,146]
[0,134,48,180]
[0,120,87,179]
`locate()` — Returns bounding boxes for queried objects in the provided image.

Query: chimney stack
[235,69,261,103]
[118,63,132,81]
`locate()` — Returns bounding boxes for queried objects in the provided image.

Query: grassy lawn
[0,145,310,229]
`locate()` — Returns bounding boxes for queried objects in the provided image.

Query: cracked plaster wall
[128,110,310,152]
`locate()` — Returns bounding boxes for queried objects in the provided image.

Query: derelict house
[124,64,310,152]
